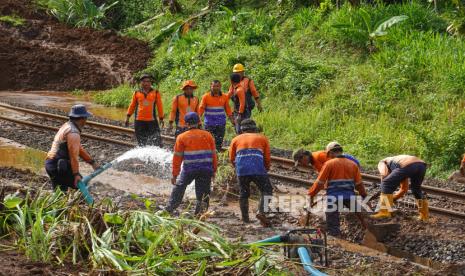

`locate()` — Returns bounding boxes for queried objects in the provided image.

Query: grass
[0,189,290,274]
[90,1,465,177]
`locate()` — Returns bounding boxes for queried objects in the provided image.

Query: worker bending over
[371,155,428,221]
[308,143,367,237]
[165,112,217,215]
[227,63,263,113]
[293,142,361,172]
[45,105,100,191]
[229,119,273,227]
[199,80,234,151]
[169,80,200,138]
[126,74,164,147]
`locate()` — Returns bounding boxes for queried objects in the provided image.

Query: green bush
[37,0,118,29]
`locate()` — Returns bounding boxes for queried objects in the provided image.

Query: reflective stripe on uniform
[183,158,213,164]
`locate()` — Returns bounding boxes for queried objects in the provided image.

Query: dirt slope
[0,0,151,91]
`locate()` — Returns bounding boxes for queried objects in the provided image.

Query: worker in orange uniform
[228,63,263,114]
[230,73,248,134]
[229,119,273,226]
[372,155,428,221]
[293,143,361,172]
[45,105,100,191]
[168,80,200,138]
[199,80,234,151]
[125,74,164,147]
[165,112,217,215]
[308,143,367,237]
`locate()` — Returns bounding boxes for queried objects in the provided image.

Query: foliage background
[90,0,465,177]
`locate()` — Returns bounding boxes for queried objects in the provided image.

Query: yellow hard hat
[232,63,245,73]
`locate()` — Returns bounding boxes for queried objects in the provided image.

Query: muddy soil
[0,246,81,276]
[0,0,151,91]
[0,166,438,275]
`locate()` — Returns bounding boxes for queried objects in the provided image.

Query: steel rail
[0,103,176,142]
[1,103,464,201]
[1,114,464,220]
[0,115,134,147]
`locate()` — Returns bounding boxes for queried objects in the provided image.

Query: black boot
[239,198,250,223]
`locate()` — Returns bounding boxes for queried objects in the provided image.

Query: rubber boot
[239,198,250,223]
[370,193,394,219]
[416,199,429,221]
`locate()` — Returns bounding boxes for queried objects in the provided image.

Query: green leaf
[370,15,408,38]
[103,213,124,225]
[3,195,23,209]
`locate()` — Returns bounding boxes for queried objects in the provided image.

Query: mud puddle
[0,90,126,120]
[0,137,46,173]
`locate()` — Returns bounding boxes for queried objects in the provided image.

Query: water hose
[250,234,328,276]
[297,247,328,276]
[77,162,114,204]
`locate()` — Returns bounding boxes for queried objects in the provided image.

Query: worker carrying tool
[199,80,234,151]
[229,119,273,227]
[45,105,100,192]
[371,155,429,221]
[126,74,164,147]
[227,63,263,113]
[308,142,367,237]
[293,143,361,172]
[165,112,217,215]
[169,80,200,138]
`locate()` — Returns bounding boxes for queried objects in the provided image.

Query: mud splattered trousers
[45,159,76,192]
[381,162,427,199]
[134,120,162,147]
[166,170,212,215]
[325,196,363,237]
[205,125,225,151]
[238,175,273,215]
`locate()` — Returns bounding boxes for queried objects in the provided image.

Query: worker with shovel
[45,104,100,192]
[308,143,367,237]
[371,155,429,221]
[165,112,217,216]
[229,119,273,227]
[126,74,165,147]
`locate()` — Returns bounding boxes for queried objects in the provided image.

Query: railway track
[1,102,464,220]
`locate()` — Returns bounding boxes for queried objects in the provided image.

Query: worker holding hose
[168,80,200,138]
[229,119,273,227]
[371,155,428,221]
[45,105,100,192]
[126,74,164,147]
[308,142,367,237]
[166,112,217,216]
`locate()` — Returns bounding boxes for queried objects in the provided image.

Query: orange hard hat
[181,80,198,90]
[232,63,245,73]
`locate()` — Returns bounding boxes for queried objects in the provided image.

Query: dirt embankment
[0,0,151,91]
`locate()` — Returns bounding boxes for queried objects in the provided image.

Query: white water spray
[115,146,173,165]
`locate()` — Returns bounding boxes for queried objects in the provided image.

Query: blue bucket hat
[68,104,92,118]
[184,112,200,125]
